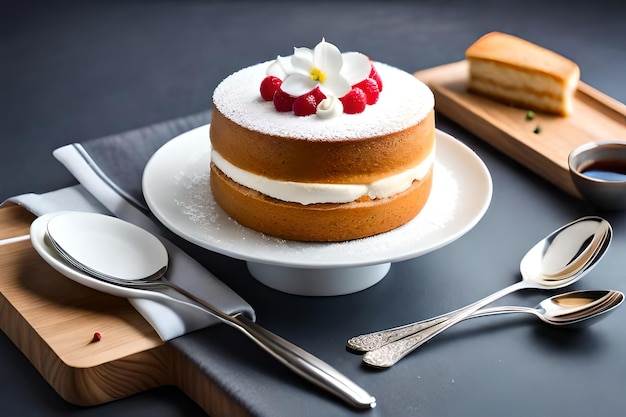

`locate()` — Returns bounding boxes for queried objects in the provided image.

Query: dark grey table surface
[2,1,626,416]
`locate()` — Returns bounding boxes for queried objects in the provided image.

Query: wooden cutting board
[0,205,249,417]
[414,60,626,198]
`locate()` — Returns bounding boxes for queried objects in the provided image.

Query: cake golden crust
[466,32,579,79]
[210,107,435,184]
[210,163,434,242]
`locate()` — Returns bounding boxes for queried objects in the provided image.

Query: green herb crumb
[526,111,535,121]
[534,125,541,134]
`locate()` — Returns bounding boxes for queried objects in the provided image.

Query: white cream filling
[211,146,434,205]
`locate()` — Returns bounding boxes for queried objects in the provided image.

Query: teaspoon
[362,289,623,367]
[347,216,612,364]
[44,211,376,409]
[469,289,624,326]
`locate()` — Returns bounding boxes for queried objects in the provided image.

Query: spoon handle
[347,283,524,352]
[361,282,525,368]
[347,315,451,352]
[167,281,376,409]
[347,302,535,352]
[230,314,376,409]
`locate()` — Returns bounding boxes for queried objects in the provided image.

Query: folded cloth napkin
[4,185,106,216]
[3,110,255,341]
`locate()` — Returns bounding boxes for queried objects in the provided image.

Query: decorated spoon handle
[347,303,538,352]
[361,282,524,368]
[347,290,517,352]
[347,315,451,352]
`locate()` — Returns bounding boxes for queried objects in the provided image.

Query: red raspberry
[354,78,380,105]
[369,65,383,92]
[260,76,283,101]
[340,87,367,114]
[309,87,326,103]
[292,93,318,116]
[273,88,295,112]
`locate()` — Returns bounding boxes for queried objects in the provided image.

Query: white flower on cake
[278,39,369,98]
[260,38,383,117]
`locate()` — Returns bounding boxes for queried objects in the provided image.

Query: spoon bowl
[473,289,624,327]
[46,211,169,282]
[520,216,611,286]
[347,216,612,357]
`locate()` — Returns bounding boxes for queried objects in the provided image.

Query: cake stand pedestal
[246,262,391,296]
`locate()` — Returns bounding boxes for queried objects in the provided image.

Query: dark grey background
[2,1,626,416]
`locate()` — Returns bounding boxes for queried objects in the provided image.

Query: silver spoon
[353,289,623,356]
[379,289,623,333]
[469,289,624,326]
[347,216,612,364]
[44,211,376,409]
[362,289,623,367]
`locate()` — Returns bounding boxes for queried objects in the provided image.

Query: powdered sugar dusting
[213,62,434,140]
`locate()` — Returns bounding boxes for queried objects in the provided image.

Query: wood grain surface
[0,205,250,417]
[415,60,626,198]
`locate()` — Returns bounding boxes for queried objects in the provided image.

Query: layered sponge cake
[210,39,435,241]
[466,32,580,116]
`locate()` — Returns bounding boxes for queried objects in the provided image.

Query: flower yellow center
[310,67,326,83]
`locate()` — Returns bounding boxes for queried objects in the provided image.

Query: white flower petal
[320,74,351,97]
[278,55,294,72]
[340,52,372,84]
[282,73,317,97]
[313,39,343,74]
[291,47,314,73]
[266,56,288,78]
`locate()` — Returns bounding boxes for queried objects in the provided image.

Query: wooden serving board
[0,205,249,417]
[414,60,626,197]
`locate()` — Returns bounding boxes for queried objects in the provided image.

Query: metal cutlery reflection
[360,289,623,368]
[348,217,612,367]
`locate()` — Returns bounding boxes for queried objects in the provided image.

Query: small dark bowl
[568,141,626,210]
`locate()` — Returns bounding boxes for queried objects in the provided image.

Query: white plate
[143,125,492,295]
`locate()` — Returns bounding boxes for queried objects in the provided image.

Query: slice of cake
[209,39,435,242]
[465,32,580,116]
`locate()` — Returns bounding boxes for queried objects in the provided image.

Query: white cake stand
[143,125,492,296]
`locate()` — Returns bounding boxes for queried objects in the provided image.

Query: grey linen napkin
[75,111,213,212]
[5,110,255,341]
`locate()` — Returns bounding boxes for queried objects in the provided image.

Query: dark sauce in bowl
[580,161,626,182]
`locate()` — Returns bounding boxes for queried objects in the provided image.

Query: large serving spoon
[347,216,612,363]
[44,211,376,409]
[362,289,623,368]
